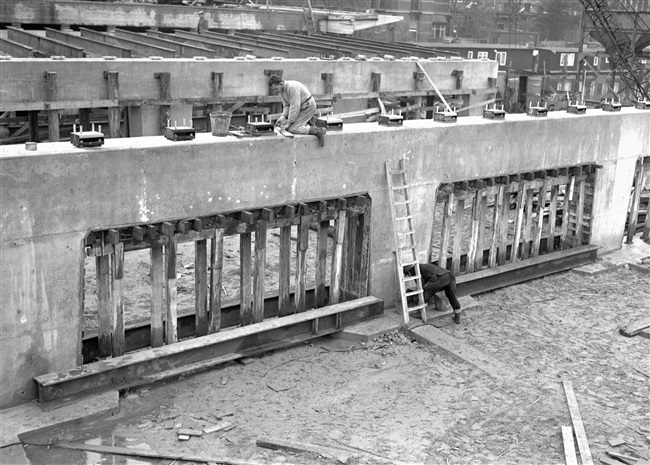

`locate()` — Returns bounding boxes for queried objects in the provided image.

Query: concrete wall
[1,109,648,408]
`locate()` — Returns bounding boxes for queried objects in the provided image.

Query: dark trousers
[423,273,461,310]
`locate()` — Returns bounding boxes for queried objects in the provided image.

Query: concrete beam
[79,28,175,58]
[0,37,38,58]
[115,29,215,59]
[6,27,85,58]
[1,109,647,408]
[0,57,498,113]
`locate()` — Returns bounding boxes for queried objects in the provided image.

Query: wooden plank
[560,178,574,250]
[547,184,560,254]
[342,214,359,301]
[532,179,550,257]
[96,254,112,357]
[315,219,329,308]
[626,161,644,244]
[561,426,579,465]
[521,188,535,259]
[53,442,250,465]
[112,242,125,357]
[278,217,293,317]
[330,206,347,305]
[474,190,487,270]
[497,184,511,265]
[150,245,164,348]
[36,296,384,404]
[44,72,60,142]
[457,244,599,297]
[562,380,594,465]
[358,207,371,298]
[166,235,178,344]
[209,230,224,334]
[575,178,585,248]
[489,185,505,268]
[253,219,267,324]
[240,232,253,326]
[195,239,208,337]
[451,197,465,274]
[295,215,309,313]
[511,182,528,261]
[466,192,480,273]
[439,192,454,269]
[256,437,353,464]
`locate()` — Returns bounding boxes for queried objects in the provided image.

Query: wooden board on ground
[561,425,579,465]
[256,436,353,464]
[562,380,594,465]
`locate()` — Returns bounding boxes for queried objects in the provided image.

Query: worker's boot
[453,309,462,324]
[308,126,326,147]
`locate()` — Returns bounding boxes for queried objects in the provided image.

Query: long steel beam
[456,244,599,296]
[35,296,384,407]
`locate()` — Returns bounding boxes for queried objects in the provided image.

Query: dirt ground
[30,252,650,465]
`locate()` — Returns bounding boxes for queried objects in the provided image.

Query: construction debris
[562,380,594,465]
[256,436,355,464]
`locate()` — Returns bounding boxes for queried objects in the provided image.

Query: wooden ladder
[385,158,427,325]
[303,0,316,36]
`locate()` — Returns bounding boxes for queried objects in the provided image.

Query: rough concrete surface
[17,239,649,465]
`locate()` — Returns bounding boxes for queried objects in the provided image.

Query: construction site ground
[19,239,649,465]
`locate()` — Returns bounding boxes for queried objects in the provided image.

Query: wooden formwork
[429,163,602,276]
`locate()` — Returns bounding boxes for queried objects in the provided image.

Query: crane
[578,0,650,101]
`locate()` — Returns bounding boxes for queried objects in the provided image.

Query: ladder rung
[401,260,419,266]
[403,275,421,282]
[405,289,423,298]
[394,200,410,206]
[396,215,413,221]
[398,231,415,235]
[392,185,410,190]
[407,304,428,312]
[399,244,417,251]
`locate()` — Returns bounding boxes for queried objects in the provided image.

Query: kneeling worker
[268,75,326,147]
[404,263,462,324]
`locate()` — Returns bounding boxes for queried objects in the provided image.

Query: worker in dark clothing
[268,75,326,147]
[197,11,209,34]
[404,263,462,324]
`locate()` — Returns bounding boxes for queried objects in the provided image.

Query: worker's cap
[198,11,204,15]
[268,75,283,86]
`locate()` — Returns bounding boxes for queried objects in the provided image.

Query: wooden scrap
[606,450,639,464]
[562,425,579,465]
[203,422,232,435]
[609,437,627,447]
[221,376,229,386]
[562,380,595,465]
[256,436,354,464]
[216,411,234,420]
[599,454,627,465]
[177,434,190,441]
[52,441,259,465]
[619,317,650,337]
[178,428,202,437]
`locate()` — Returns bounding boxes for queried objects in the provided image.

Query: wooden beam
[112,242,125,357]
[36,296,384,405]
[253,218,267,324]
[165,235,178,344]
[209,229,224,334]
[451,197,465,274]
[278,206,294,317]
[561,426,579,465]
[104,71,121,138]
[96,255,112,357]
[195,239,208,337]
[150,245,164,348]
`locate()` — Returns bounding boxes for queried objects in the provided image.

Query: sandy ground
[28,246,650,465]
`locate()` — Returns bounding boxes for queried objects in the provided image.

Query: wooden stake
[240,232,252,326]
[474,190,487,270]
[112,242,125,357]
[195,239,208,336]
[295,214,309,313]
[209,229,224,333]
[575,178,585,247]
[166,235,178,344]
[278,206,294,317]
[489,185,505,268]
[497,184,511,265]
[315,219,329,308]
[452,197,465,274]
[150,245,164,348]
[466,191,480,273]
[330,203,347,306]
[439,192,454,269]
[511,181,527,261]
[521,188,535,259]
[547,184,560,254]
[253,218,267,323]
[532,179,550,257]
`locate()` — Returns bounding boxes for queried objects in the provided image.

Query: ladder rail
[385,158,427,324]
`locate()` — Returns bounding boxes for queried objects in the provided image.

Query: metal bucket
[209,111,232,137]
